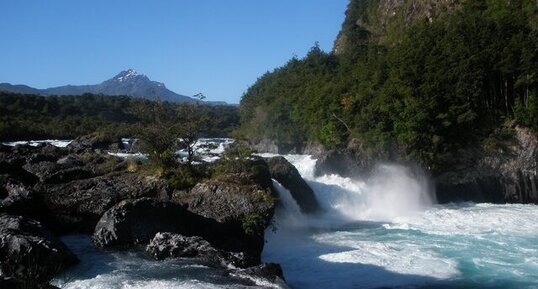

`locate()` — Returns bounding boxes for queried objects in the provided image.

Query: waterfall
[271,154,435,224]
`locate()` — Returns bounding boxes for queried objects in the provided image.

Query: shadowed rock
[146,232,250,268]
[173,172,275,263]
[0,214,78,287]
[266,156,321,214]
[92,198,203,248]
[42,172,167,233]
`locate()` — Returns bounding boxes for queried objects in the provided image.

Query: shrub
[213,144,254,176]
[241,213,266,236]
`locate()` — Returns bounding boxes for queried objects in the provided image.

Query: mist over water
[262,154,538,289]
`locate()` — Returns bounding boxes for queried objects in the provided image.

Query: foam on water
[53,235,283,289]
[2,139,72,147]
[263,154,538,289]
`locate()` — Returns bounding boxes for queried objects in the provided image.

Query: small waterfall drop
[263,154,538,289]
[271,154,435,224]
[271,180,308,228]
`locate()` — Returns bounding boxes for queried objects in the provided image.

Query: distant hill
[0,69,227,104]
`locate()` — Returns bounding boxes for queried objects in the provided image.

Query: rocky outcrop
[0,144,61,185]
[41,172,167,233]
[145,232,288,286]
[145,232,249,268]
[266,156,320,214]
[24,152,127,184]
[435,171,505,203]
[0,141,164,233]
[92,198,205,248]
[0,214,77,287]
[173,172,275,262]
[436,127,538,204]
[67,133,124,153]
[314,139,377,178]
[92,195,264,267]
[0,179,42,218]
[171,159,276,265]
[230,263,287,287]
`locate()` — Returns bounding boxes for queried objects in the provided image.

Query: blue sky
[0,1,348,104]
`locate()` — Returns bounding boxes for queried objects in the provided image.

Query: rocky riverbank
[0,136,320,288]
[246,126,538,204]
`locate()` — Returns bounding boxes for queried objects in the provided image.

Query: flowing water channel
[51,151,538,289]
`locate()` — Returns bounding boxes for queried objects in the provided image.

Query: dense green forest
[239,0,538,169]
[0,92,239,141]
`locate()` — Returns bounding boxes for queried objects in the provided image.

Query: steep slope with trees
[239,0,538,172]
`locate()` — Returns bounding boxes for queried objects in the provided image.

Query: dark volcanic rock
[172,173,275,265]
[23,161,97,184]
[435,171,504,203]
[42,172,167,233]
[176,175,275,223]
[0,214,77,286]
[146,232,249,268]
[231,263,286,285]
[24,152,126,184]
[93,198,261,267]
[67,133,124,153]
[315,149,373,178]
[0,145,62,185]
[0,180,42,217]
[314,138,378,178]
[436,127,538,204]
[266,156,320,214]
[0,277,61,289]
[92,198,203,248]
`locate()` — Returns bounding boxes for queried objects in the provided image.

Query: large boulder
[173,172,276,262]
[145,232,249,268]
[266,156,320,214]
[41,172,168,233]
[92,198,205,248]
[0,214,78,287]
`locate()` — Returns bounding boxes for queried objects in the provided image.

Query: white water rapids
[51,152,538,289]
[261,154,538,289]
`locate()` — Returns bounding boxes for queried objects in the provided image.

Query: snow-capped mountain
[0,69,198,103]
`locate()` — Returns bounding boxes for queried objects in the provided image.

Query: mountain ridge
[0,69,228,105]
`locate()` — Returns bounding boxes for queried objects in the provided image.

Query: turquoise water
[52,153,538,289]
[262,154,538,289]
[53,235,284,289]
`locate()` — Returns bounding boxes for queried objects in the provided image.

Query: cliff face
[435,127,538,204]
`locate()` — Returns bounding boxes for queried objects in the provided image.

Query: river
[52,153,538,289]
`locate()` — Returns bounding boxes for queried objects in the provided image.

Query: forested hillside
[0,92,239,141]
[239,0,538,170]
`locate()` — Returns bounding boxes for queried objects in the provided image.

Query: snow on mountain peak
[114,69,140,82]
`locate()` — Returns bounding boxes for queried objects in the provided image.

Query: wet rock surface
[146,232,250,268]
[41,172,167,233]
[266,156,321,214]
[0,214,78,287]
[92,198,204,248]
[0,137,287,287]
[436,127,538,203]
